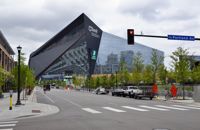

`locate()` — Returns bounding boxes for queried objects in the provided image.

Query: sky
[0,0,200,67]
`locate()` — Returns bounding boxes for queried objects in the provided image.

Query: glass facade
[94,32,164,74]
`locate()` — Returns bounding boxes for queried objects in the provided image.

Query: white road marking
[82,108,102,114]
[103,107,126,112]
[0,128,13,130]
[48,93,82,108]
[0,121,18,124]
[139,105,169,111]
[122,106,149,111]
[188,104,200,108]
[39,91,55,103]
[173,105,200,110]
[0,124,16,127]
[155,105,188,110]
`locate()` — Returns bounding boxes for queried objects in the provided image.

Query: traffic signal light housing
[127,29,134,45]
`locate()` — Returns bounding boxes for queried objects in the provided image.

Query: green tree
[0,67,4,95]
[170,47,190,83]
[191,65,200,84]
[118,61,130,86]
[132,52,144,72]
[26,68,35,91]
[11,53,35,93]
[95,77,101,88]
[72,75,81,88]
[132,52,144,85]
[158,64,168,84]
[109,74,115,88]
[89,77,95,89]
[143,65,153,85]
[151,49,164,83]
[170,47,190,99]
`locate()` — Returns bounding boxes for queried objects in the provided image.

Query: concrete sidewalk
[0,87,59,121]
[154,96,200,106]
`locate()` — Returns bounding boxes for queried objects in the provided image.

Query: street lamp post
[16,46,22,105]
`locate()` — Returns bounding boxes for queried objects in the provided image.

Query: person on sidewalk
[164,88,169,101]
[43,86,46,94]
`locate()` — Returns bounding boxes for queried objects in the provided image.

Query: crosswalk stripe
[103,107,126,112]
[173,105,200,110]
[0,124,16,127]
[0,128,13,130]
[188,105,200,108]
[139,105,169,111]
[122,106,149,111]
[155,105,188,110]
[0,121,18,124]
[82,108,102,114]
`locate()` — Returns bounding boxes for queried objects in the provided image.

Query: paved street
[6,88,200,130]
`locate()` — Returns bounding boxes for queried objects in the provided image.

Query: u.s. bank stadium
[29,13,164,79]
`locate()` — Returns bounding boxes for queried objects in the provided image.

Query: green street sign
[91,50,97,60]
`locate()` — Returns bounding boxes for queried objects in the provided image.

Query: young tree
[191,65,200,84]
[72,75,80,88]
[143,65,153,85]
[89,77,95,89]
[95,76,101,88]
[170,47,190,99]
[118,61,129,86]
[158,64,168,85]
[132,52,144,85]
[132,52,144,72]
[0,67,4,96]
[109,74,115,88]
[11,53,35,93]
[26,68,35,91]
[151,49,164,83]
[102,75,111,88]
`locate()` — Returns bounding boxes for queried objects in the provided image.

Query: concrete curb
[0,87,60,121]
[153,96,200,105]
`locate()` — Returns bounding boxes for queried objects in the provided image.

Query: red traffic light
[127,29,134,45]
[128,30,134,35]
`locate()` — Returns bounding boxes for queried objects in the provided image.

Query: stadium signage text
[88,25,100,38]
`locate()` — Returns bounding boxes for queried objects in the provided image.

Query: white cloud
[0,0,200,66]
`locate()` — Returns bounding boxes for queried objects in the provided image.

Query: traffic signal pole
[128,29,200,43]
[135,34,167,39]
[134,34,200,41]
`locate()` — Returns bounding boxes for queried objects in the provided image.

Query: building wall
[0,42,15,72]
[29,14,164,78]
[94,32,164,74]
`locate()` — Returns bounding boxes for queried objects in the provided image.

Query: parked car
[123,86,142,98]
[93,87,108,95]
[111,88,125,96]
[134,86,155,100]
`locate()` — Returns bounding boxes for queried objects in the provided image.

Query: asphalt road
[12,88,200,130]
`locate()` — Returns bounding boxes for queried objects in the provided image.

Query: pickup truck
[134,86,155,100]
[123,86,142,98]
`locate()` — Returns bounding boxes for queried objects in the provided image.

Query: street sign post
[168,35,195,41]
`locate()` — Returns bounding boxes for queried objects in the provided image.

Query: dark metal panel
[83,15,103,75]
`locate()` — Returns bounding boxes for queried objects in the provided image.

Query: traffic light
[127,29,134,45]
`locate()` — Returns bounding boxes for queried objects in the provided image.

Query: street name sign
[168,35,195,41]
